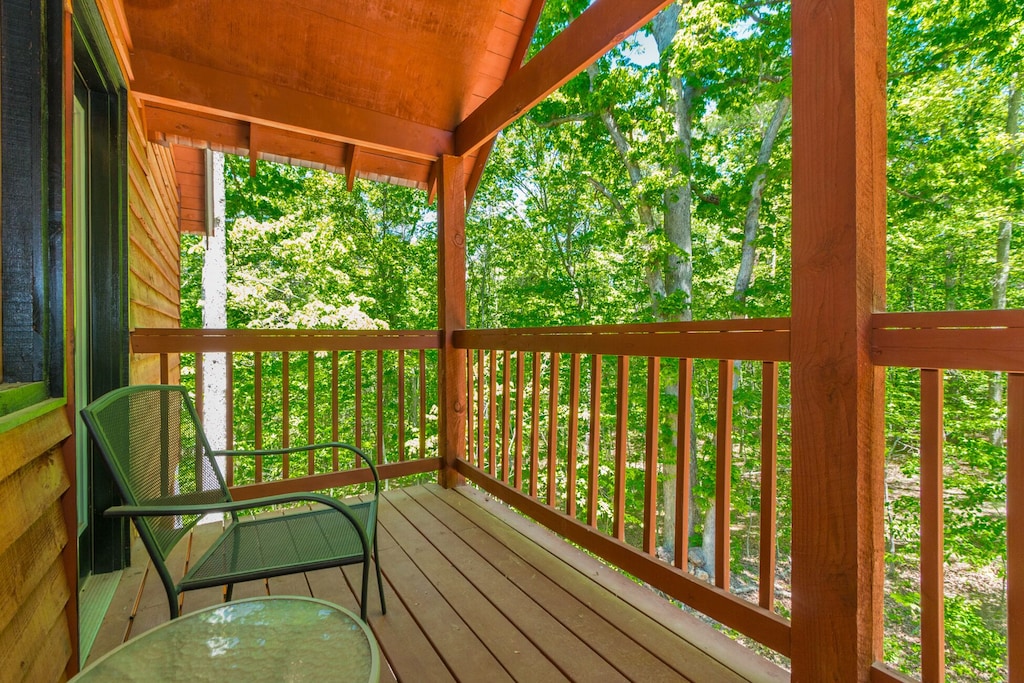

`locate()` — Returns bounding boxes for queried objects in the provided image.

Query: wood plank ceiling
[125,0,541,194]
[123,0,674,202]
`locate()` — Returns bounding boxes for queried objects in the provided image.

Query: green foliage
[178,2,1021,679]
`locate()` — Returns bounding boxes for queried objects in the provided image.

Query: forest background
[178,0,1023,680]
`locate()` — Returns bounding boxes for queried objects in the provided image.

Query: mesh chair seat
[80,384,386,622]
[182,503,376,588]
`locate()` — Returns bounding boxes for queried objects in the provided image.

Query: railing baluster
[531,352,542,498]
[514,351,525,490]
[226,351,235,487]
[355,350,363,463]
[398,350,406,462]
[195,352,205,419]
[588,354,602,528]
[307,351,315,474]
[467,348,474,464]
[376,349,384,465]
[676,358,694,571]
[1008,373,1024,681]
[419,349,427,460]
[477,349,485,470]
[644,357,660,556]
[255,351,263,482]
[614,356,629,541]
[502,349,511,483]
[160,353,169,384]
[759,361,779,609]
[332,350,339,471]
[715,359,734,590]
[547,352,560,507]
[567,353,581,518]
[282,351,290,478]
[489,350,497,477]
[920,368,945,682]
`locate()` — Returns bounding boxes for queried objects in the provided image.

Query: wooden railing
[870,310,1021,683]
[132,314,1019,680]
[131,329,443,498]
[453,319,794,657]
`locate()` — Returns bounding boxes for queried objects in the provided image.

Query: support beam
[437,155,468,488]
[132,48,452,161]
[454,0,673,157]
[345,144,360,192]
[789,0,888,680]
[248,123,260,177]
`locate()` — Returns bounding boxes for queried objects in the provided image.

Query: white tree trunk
[202,151,228,470]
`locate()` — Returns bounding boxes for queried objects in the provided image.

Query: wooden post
[790,0,888,679]
[437,155,467,488]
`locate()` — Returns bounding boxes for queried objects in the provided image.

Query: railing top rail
[131,328,443,353]
[873,309,1024,331]
[456,318,791,362]
[460,317,792,336]
[872,310,1024,371]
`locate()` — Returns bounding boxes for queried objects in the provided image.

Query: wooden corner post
[790,0,888,679]
[437,155,467,488]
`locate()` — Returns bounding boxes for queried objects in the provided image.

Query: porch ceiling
[121,0,673,194]
[124,0,538,192]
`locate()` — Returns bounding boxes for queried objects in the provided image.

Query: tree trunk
[734,96,791,308]
[989,80,1020,446]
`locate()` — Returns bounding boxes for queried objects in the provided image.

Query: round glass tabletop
[74,596,380,682]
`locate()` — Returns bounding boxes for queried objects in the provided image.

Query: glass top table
[74,596,380,682]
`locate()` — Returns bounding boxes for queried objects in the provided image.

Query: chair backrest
[80,385,231,564]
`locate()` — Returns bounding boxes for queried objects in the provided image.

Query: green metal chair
[80,384,386,621]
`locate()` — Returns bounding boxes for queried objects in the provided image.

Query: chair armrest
[107,491,374,563]
[213,442,380,495]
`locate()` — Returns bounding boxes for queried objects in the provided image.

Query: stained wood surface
[0,406,73,681]
[87,484,786,682]
[124,0,533,191]
[455,320,790,360]
[173,146,206,234]
[128,92,182,386]
[790,0,888,676]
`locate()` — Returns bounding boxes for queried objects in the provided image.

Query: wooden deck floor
[86,484,789,682]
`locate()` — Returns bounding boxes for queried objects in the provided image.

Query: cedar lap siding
[1,1,180,679]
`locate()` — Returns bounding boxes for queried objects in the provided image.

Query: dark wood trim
[1,0,47,385]
[72,0,132,577]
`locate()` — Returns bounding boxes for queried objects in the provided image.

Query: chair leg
[225,583,234,603]
[373,533,386,615]
[359,562,370,622]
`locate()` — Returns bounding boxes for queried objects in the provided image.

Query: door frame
[72,0,130,578]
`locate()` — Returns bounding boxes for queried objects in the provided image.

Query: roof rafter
[454,0,673,157]
[146,105,432,188]
[132,48,453,161]
[466,0,548,206]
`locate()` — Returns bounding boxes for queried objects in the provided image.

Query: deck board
[86,483,790,682]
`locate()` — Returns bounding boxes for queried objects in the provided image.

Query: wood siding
[127,94,182,384]
[94,0,183,384]
[0,407,73,682]
[174,146,205,235]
